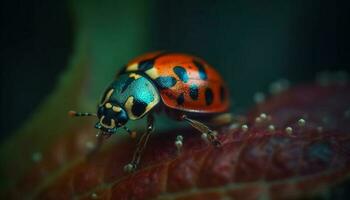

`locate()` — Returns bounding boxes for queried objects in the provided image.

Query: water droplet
[268,125,275,132]
[260,113,267,120]
[91,192,98,199]
[32,152,42,163]
[85,141,95,150]
[298,118,306,127]
[269,79,290,95]
[285,127,293,135]
[254,92,265,103]
[255,117,262,124]
[241,124,248,132]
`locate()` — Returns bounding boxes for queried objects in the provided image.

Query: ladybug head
[68,103,133,135]
[95,102,129,134]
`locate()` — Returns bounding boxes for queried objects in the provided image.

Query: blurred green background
[1,0,349,139]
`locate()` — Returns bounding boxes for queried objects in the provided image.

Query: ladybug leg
[181,115,221,147]
[124,114,154,172]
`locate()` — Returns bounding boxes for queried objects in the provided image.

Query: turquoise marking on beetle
[95,73,160,132]
[98,73,160,127]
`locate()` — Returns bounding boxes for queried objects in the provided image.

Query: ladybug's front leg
[181,115,221,147]
[124,114,154,172]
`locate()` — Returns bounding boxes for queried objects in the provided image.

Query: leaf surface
[4,84,350,199]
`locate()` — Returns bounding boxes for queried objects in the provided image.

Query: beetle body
[96,52,230,133]
[71,51,231,171]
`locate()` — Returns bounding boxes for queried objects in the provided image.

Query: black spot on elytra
[131,99,148,117]
[177,93,185,105]
[220,85,226,102]
[205,88,214,105]
[173,66,189,83]
[154,76,177,89]
[138,59,154,71]
[121,77,134,93]
[193,60,207,80]
[138,52,171,72]
[189,84,199,100]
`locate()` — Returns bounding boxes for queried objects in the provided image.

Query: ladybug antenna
[68,110,97,117]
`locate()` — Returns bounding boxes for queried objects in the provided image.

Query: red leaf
[6,84,350,199]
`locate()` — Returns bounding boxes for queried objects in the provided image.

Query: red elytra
[120,51,230,115]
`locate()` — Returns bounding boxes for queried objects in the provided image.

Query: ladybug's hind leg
[124,114,154,172]
[181,115,221,147]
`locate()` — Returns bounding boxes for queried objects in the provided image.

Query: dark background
[1,0,349,138]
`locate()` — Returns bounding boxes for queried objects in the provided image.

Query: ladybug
[69,52,231,172]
